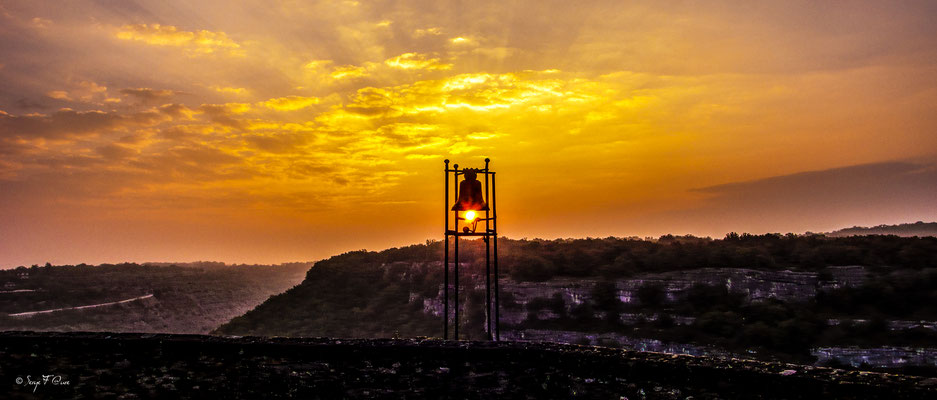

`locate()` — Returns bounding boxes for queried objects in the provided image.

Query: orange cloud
[121,88,177,104]
[46,91,70,100]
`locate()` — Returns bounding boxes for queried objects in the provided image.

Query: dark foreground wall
[0,332,934,399]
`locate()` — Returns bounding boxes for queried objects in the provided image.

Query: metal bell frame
[443,158,499,341]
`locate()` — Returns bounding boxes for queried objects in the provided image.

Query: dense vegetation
[519,274,937,364]
[217,250,440,338]
[7,230,935,371]
[217,233,937,367]
[500,233,937,281]
[506,234,937,363]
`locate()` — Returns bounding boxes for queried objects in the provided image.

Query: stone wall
[1,332,934,399]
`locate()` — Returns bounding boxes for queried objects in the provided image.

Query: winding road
[7,294,155,317]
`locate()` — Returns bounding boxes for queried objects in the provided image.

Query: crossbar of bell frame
[455,217,494,222]
[445,231,496,237]
[446,169,495,175]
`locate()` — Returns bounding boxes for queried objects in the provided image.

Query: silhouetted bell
[451,169,489,211]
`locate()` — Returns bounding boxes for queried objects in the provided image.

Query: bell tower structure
[443,158,499,341]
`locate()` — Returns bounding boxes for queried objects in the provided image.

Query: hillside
[0,262,308,333]
[216,234,937,373]
[826,221,937,237]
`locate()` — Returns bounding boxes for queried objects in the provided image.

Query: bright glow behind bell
[464,210,476,222]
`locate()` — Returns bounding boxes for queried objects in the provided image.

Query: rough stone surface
[1,331,934,399]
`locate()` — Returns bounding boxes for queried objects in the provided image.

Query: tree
[591,281,621,312]
[508,254,557,282]
[636,283,666,308]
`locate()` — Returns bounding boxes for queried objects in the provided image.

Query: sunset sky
[1,1,936,267]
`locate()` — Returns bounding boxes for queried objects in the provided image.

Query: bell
[451,168,489,211]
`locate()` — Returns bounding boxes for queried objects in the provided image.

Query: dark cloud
[96,143,137,159]
[158,104,195,119]
[0,109,167,139]
[675,160,937,233]
[124,144,254,183]
[245,133,310,154]
[0,138,35,157]
[285,161,338,179]
[159,125,203,142]
[693,161,935,198]
[197,104,245,129]
[14,98,49,110]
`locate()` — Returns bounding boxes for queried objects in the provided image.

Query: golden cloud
[210,86,248,95]
[303,60,333,70]
[413,27,441,37]
[345,72,579,117]
[330,65,368,80]
[43,81,118,104]
[46,90,70,100]
[384,53,452,71]
[450,36,474,45]
[261,96,320,111]
[115,24,244,56]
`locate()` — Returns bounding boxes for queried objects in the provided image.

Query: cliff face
[1,332,934,399]
[416,264,869,326]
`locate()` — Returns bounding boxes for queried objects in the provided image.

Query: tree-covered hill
[826,221,937,237]
[215,233,937,372]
